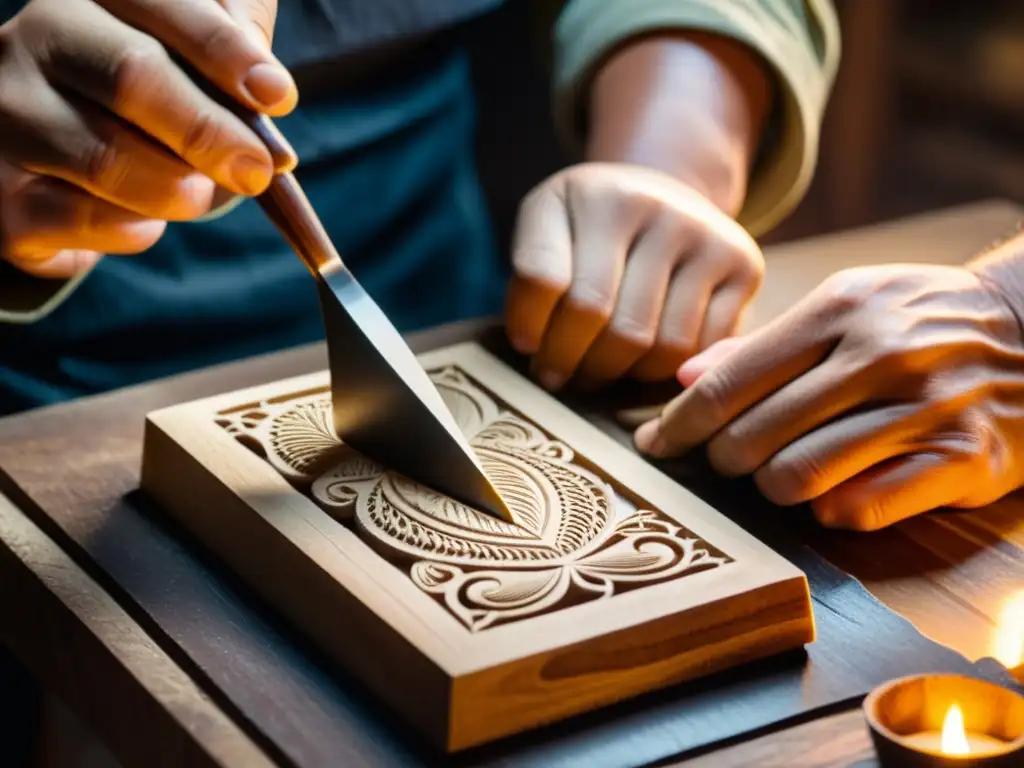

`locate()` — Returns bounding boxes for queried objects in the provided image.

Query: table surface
[1,199,1022,768]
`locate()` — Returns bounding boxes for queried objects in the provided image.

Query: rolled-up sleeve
[552,0,841,237]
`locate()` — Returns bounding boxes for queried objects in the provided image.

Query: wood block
[139,342,815,752]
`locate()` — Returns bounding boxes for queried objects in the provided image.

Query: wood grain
[0,493,274,768]
[140,343,814,752]
[0,201,1020,767]
[670,709,878,767]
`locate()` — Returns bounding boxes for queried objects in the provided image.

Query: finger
[530,185,644,390]
[631,208,763,381]
[706,355,876,477]
[11,84,217,221]
[3,175,166,258]
[505,183,573,356]
[747,403,919,505]
[628,257,716,381]
[698,280,755,350]
[576,216,690,385]
[221,0,279,49]
[811,452,973,531]
[6,249,103,279]
[676,336,745,387]
[93,0,295,116]
[43,2,276,195]
[634,294,841,456]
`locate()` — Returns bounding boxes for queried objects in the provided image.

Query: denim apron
[0,0,508,415]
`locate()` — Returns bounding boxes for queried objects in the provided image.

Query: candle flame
[942,704,970,755]
[991,590,1024,670]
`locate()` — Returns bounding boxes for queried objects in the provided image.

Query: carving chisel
[231,112,512,523]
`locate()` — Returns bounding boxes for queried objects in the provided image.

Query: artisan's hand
[0,0,294,277]
[504,162,764,390]
[634,264,1024,530]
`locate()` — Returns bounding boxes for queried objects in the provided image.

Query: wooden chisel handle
[237,111,299,174]
[234,111,345,276]
[197,63,346,277]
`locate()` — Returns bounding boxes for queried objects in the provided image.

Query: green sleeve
[552,0,841,237]
[0,263,92,324]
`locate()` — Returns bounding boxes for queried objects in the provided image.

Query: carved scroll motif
[216,367,731,631]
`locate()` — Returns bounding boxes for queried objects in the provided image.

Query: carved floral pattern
[216,367,730,631]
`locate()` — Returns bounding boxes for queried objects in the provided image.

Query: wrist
[967,225,1024,342]
[584,31,772,216]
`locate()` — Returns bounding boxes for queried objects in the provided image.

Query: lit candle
[902,704,1009,756]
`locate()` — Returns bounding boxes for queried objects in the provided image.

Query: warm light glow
[992,590,1024,670]
[941,704,970,755]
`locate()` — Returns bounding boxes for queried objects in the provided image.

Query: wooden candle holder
[864,674,1024,767]
[140,342,815,752]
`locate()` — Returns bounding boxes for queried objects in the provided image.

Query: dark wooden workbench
[1,200,1022,767]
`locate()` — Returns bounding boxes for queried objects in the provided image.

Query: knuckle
[649,206,691,244]
[730,244,765,286]
[8,8,51,51]
[15,182,61,230]
[198,22,246,62]
[755,448,824,506]
[607,315,655,350]
[181,110,228,160]
[815,269,873,316]
[687,372,732,429]
[114,39,167,104]
[651,321,697,357]
[921,377,971,413]
[245,0,278,45]
[707,430,758,477]
[837,320,916,382]
[851,504,887,531]
[934,412,998,468]
[571,169,645,218]
[566,282,615,321]
[80,138,130,192]
[511,247,570,293]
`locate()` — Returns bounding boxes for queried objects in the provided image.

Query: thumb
[214,0,297,172]
[218,0,294,116]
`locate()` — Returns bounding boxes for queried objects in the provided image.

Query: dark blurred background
[467,0,1024,252]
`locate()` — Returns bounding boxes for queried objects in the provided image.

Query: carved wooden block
[140,342,815,752]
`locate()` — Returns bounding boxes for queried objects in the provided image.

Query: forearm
[585,32,773,217]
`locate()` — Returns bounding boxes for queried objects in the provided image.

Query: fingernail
[243,62,297,112]
[231,154,272,196]
[634,420,669,458]
[538,369,565,391]
[676,360,703,387]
